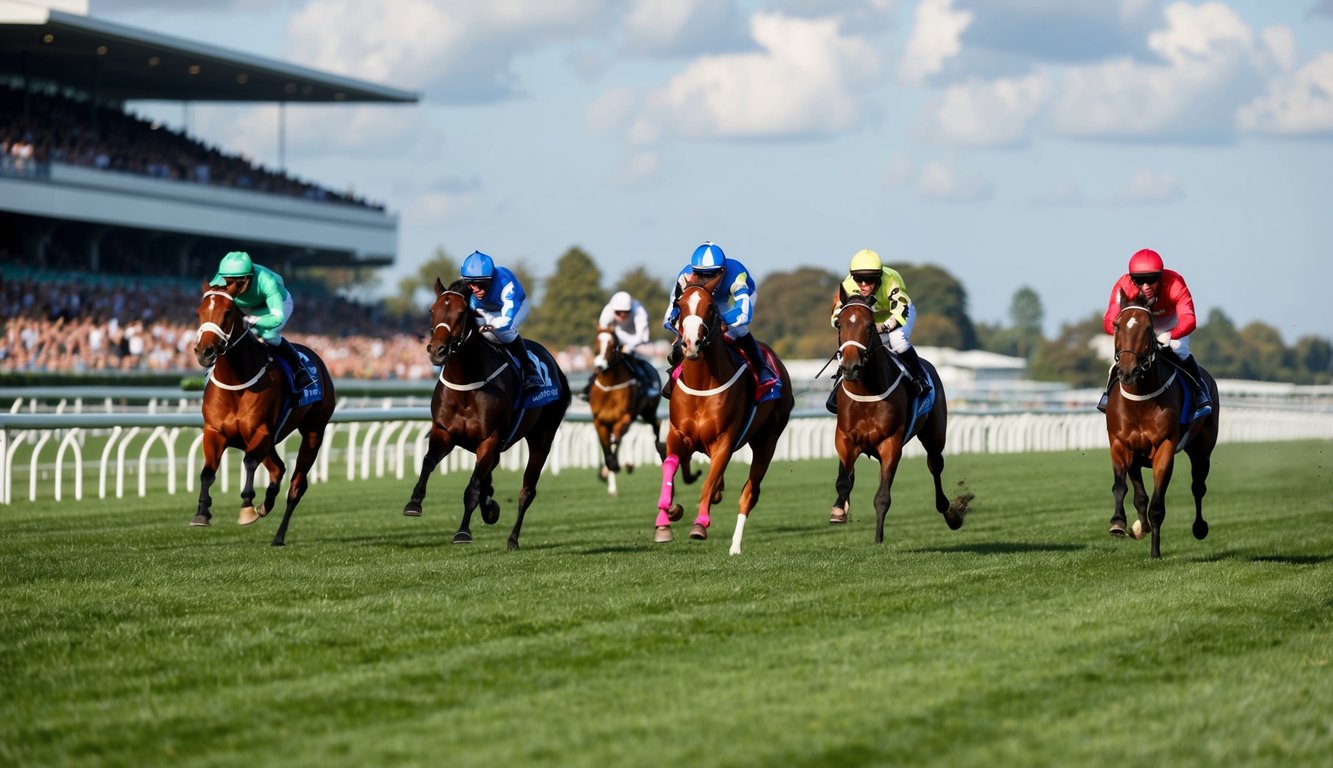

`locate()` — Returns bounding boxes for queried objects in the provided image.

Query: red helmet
[1128,248,1163,275]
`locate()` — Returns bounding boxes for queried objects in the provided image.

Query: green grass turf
[1,441,1330,767]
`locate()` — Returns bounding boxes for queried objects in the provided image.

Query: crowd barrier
[2,393,1330,504]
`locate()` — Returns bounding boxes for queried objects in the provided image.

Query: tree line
[368,246,1332,386]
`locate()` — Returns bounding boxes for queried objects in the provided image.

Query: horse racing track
[2,441,1329,766]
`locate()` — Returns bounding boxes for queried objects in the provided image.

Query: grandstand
[0,0,418,283]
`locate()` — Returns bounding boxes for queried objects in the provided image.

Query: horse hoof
[190,515,210,527]
[481,500,501,525]
[625,464,634,474]
[668,503,684,522]
[403,503,422,517]
[689,523,707,540]
[943,511,964,530]
[830,507,848,525]
[256,504,269,518]
[654,526,673,543]
[1194,519,1209,540]
[238,507,259,526]
[1130,520,1145,540]
[452,531,473,544]
[1108,521,1127,537]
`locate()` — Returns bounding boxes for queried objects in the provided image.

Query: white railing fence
[2,402,1330,504]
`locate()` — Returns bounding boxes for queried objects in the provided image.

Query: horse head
[426,277,477,367]
[593,325,623,373]
[675,281,722,361]
[194,287,246,368]
[1113,293,1159,386]
[834,291,881,382]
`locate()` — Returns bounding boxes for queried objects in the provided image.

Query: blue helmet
[690,242,725,274]
[461,250,495,282]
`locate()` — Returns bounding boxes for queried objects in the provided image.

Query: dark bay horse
[830,292,961,543]
[655,278,793,554]
[192,287,335,546]
[588,325,671,496]
[401,278,570,550]
[1106,294,1219,558]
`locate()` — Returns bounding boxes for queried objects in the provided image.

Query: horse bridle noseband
[196,290,247,354]
[834,302,885,364]
[432,290,476,360]
[677,287,720,350]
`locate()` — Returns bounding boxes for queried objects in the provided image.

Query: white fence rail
[3,400,1331,504]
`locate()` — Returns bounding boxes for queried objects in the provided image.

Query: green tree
[749,267,842,358]
[384,247,457,321]
[1027,312,1106,387]
[613,266,673,342]
[895,263,978,349]
[1190,308,1239,378]
[1235,321,1291,381]
[524,246,605,348]
[1008,286,1044,359]
[1293,335,1332,384]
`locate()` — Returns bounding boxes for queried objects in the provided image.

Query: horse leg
[271,426,324,547]
[830,431,856,524]
[403,427,454,517]
[655,452,683,543]
[1128,464,1150,541]
[237,450,265,526]
[1145,448,1176,559]
[872,438,905,545]
[507,421,560,552]
[192,430,226,527]
[256,451,286,519]
[730,432,782,556]
[692,447,735,542]
[1107,442,1132,536]
[1186,441,1212,541]
[457,439,502,545]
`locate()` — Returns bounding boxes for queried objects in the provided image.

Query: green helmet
[210,251,253,286]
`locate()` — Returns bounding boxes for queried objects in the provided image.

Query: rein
[433,289,510,390]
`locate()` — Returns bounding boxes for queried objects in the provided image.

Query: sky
[87,0,1333,343]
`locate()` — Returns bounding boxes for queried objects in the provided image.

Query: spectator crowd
[1,275,600,381]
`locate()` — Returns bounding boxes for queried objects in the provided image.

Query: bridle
[431,290,476,362]
[834,300,886,369]
[1113,304,1158,381]
[196,290,247,354]
[677,285,720,352]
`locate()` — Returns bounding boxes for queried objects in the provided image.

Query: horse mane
[685,272,721,290]
[446,278,472,295]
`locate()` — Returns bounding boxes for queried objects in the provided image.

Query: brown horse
[830,292,961,543]
[401,278,570,550]
[1105,294,1219,558]
[191,287,335,546]
[655,278,793,554]
[588,324,671,496]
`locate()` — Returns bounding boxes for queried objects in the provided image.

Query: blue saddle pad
[279,352,323,407]
[516,351,561,409]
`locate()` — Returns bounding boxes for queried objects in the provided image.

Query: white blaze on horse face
[1126,316,1140,330]
[681,291,705,349]
[594,330,614,370]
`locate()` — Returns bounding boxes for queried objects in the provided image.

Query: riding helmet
[461,251,496,282]
[209,251,253,286]
[849,249,882,280]
[1128,248,1164,275]
[690,242,726,274]
[609,291,632,312]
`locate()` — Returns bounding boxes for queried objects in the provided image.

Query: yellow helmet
[849,249,882,278]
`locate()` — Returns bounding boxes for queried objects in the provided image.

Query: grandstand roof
[0,7,418,104]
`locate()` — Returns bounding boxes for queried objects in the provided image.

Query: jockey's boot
[825,373,841,415]
[661,338,684,399]
[1178,354,1213,420]
[505,337,543,392]
[897,346,931,397]
[1096,369,1114,413]
[580,374,594,402]
[738,333,779,398]
[276,338,312,391]
[634,355,661,400]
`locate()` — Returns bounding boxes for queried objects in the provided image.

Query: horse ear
[434,277,446,295]
[201,280,212,294]
[1117,288,1128,309]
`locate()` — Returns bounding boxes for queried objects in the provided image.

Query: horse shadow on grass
[912,542,1086,555]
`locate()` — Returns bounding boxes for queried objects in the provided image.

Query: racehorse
[401,278,570,550]
[1105,293,1219,558]
[829,291,962,543]
[587,324,679,496]
[192,286,335,546]
[655,276,793,555]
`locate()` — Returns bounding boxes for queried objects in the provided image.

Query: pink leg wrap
[658,454,680,512]
[694,513,711,529]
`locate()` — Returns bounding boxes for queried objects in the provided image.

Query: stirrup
[1192,397,1213,420]
[1096,392,1109,414]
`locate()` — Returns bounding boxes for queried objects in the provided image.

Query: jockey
[459,250,543,392]
[661,241,778,401]
[828,249,931,411]
[582,290,660,401]
[208,250,312,391]
[1099,248,1212,420]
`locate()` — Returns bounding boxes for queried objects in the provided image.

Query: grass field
[2,440,1330,767]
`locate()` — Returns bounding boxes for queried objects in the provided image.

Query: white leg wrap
[730,514,746,556]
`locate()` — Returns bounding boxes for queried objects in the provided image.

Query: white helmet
[609,291,632,312]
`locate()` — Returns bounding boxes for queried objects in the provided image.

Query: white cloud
[1114,168,1184,204]
[899,0,973,86]
[1237,52,1333,136]
[925,71,1054,147]
[285,0,617,102]
[1046,2,1268,141]
[916,159,993,201]
[632,12,881,141]
[621,0,750,56]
